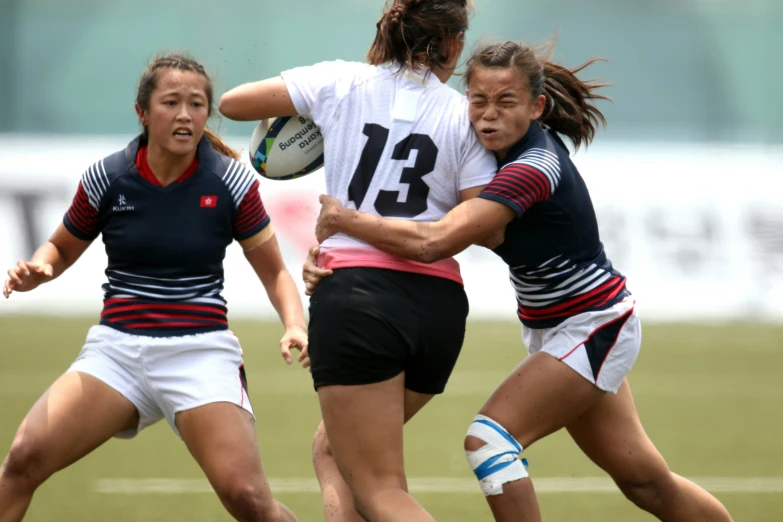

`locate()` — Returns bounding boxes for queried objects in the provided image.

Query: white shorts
[68,325,253,439]
[522,298,640,393]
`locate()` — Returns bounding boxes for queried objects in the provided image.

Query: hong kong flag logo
[200,195,218,208]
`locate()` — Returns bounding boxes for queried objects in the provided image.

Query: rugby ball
[249,116,324,180]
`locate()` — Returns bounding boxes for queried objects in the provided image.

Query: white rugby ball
[249,116,324,180]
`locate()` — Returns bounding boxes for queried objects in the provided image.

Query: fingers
[7,267,23,287]
[319,194,327,204]
[303,266,333,281]
[302,245,333,296]
[280,342,293,365]
[297,342,309,363]
[16,260,30,278]
[3,279,12,299]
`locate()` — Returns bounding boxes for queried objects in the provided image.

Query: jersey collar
[125,134,221,188]
[126,135,219,170]
[386,63,443,87]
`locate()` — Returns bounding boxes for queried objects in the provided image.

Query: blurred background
[0,1,782,521]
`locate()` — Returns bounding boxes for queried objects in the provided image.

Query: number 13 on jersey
[348,123,439,218]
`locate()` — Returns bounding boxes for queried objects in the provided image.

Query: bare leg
[464,353,605,522]
[567,379,733,522]
[318,374,435,522]
[0,372,139,522]
[312,389,434,522]
[176,403,297,522]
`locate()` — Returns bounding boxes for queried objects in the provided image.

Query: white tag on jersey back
[391,87,422,122]
[392,68,427,122]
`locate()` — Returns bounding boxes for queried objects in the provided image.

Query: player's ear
[135,103,147,126]
[531,94,546,121]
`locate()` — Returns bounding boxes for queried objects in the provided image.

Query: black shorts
[308,267,469,394]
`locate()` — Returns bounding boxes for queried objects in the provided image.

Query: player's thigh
[318,373,408,495]
[176,402,271,496]
[6,371,138,475]
[473,352,604,450]
[475,301,641,449]
[403,388,435,422]
[316,388,433,444]
[565,378,670,481]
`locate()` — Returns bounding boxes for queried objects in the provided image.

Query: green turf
[1,317,781,521]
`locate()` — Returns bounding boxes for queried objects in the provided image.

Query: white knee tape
[465,414,529,496]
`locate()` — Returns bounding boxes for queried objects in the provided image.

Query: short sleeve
[233,179,271,241]
[280,60,369,131]
[478,148,562,218]
[63,161,111,240]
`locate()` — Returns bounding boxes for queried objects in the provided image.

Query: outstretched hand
[3,260,54,299]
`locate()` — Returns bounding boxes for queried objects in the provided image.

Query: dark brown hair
[465,40,609,149]
[136,53,240,160]
[367,0,471,70]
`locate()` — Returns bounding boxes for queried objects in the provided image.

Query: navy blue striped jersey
[63,136,270,337]
[478,122,629,329]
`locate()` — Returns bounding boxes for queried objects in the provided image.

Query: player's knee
[1,437,49,489]
[615,472,675,513]
[464,433,486,453]
[464,414,529,496]
[218,481,279,522]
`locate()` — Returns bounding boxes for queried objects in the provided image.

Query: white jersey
[281,60,497,282]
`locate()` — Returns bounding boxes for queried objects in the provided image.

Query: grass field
[1,317,782,521]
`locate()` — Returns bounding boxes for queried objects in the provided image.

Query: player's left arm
[316,195,516,264]
[219,77,298,121]
[241,229,309,367]
[234,179,308,366]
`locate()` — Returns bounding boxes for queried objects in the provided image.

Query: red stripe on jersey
[518,277,626,320]
[517,165,551,198]
[65,183,99,237]
[101,302,227,316]
[481,164,551,215]
[123,322,214,329]
[235,199,264,229]
[520,276,624,316]
[234,181,270,237]
[106,313,227,324]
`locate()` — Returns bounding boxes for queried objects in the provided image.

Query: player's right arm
[3,224,92,298]
[5,166,107,299]
[218,77,299,121]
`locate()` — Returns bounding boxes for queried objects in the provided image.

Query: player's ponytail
[465,39,610,150]
[367,0,471,70]
[135,53,240,160]
[203,127,240,161]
